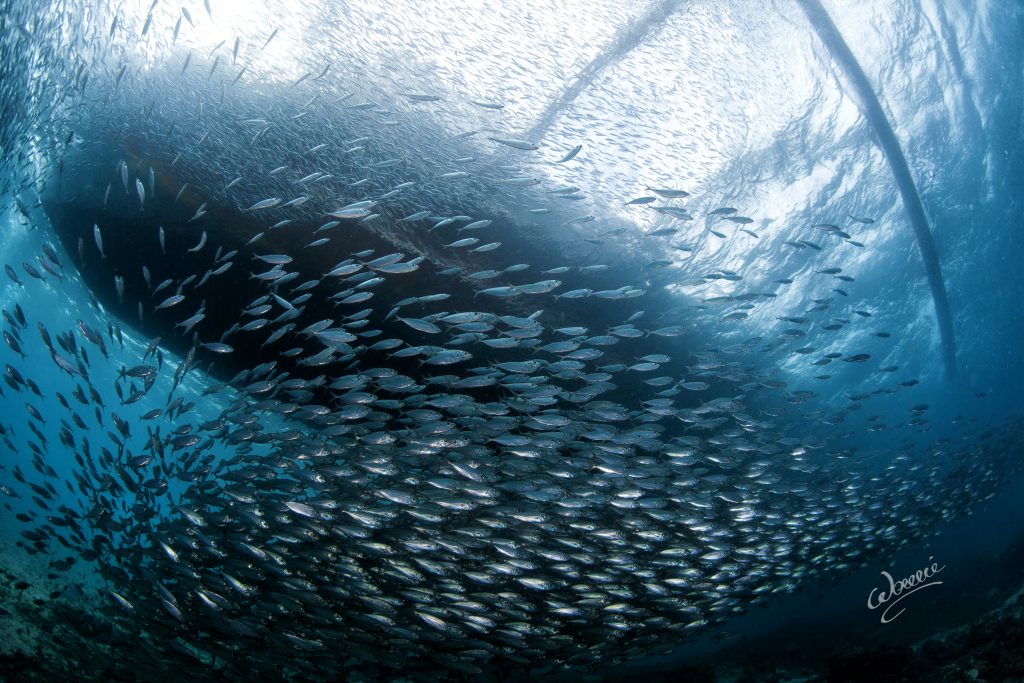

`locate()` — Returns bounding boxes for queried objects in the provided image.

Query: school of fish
[0,1,1021,681]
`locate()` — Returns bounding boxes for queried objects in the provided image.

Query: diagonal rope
[523,0,683,143]
[797,0,957,377]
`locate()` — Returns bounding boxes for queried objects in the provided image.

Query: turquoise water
[1,1,1022,680]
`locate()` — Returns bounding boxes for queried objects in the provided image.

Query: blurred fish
[555,144,582,163]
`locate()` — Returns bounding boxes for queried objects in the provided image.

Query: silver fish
[93,224,105,258]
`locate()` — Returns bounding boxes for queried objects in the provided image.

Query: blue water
[1,0,1022,680]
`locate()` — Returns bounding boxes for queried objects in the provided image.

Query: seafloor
[653,532,1024,683]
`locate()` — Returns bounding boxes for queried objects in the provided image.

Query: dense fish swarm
[0,0,1020,681]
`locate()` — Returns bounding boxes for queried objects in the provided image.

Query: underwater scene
[0,0,1022,681]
